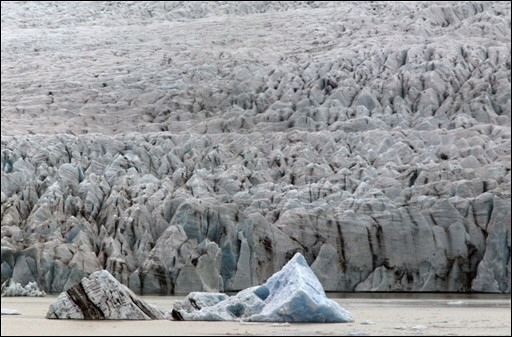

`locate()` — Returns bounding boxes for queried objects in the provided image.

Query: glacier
[1,1,510,294]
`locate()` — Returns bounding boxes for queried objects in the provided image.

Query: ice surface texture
[1,2,510,294]
[172,253,353,323]
[1,278,46,297]
[46,270,169,319]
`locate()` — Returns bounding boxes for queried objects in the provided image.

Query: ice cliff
[1,1,510,294]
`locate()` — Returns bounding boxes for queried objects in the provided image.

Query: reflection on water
[326,292,511,300]
[323,292,511,308]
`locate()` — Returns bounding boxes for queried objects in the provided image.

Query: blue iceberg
[172,253,353,323]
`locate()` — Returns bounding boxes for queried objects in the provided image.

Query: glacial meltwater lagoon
[2,294,510,336]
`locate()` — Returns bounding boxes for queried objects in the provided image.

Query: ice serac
[46,270,169,320]
[472,196,511,293]
[172,253,353,323]
[1,278,46,297]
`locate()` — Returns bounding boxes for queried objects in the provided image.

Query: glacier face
[1,1,511,294]
[172,253,353,322]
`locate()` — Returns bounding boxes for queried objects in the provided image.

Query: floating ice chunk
[172,287,265,321]
[172,253,353,323]
[360,320,375,325]
[447,301,465,305]
[1,308,21,315]
[411,324,428,330]
[1,278,46,297]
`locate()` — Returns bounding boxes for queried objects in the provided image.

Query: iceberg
[172,253,353,323]
[46,270,169,320]
[1,278,46,297]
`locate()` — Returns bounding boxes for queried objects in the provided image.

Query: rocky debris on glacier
[46,270,169,319]
[172,253,353,323]
[1,278,46,297]
[1,1,511,294]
